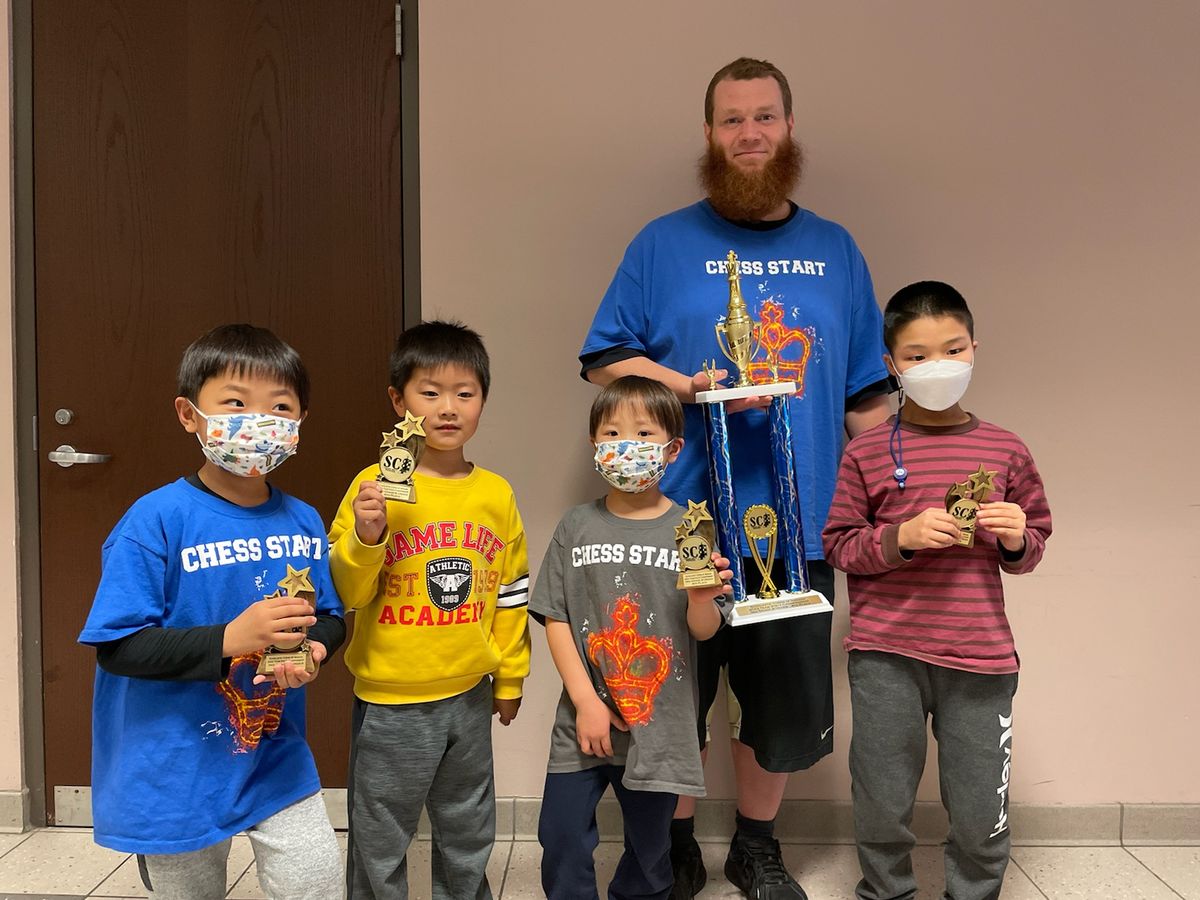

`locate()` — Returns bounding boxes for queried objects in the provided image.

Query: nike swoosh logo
[820,725,833,740]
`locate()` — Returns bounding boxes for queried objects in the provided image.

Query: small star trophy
[675,500,724,589]
[256,564,318,676]
[693,249,832,625]
[378,410,425,502]
[945,465,998,549]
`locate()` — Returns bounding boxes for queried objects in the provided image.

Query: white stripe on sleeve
[496,574,530,608]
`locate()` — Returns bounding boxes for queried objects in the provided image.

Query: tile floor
[0,828,1195,898]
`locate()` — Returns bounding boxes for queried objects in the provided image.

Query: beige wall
[420,1,1200,804]
[0,0,23,800]
[1,0,1196,815]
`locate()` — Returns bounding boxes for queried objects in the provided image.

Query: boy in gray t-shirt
[530,376,731,900]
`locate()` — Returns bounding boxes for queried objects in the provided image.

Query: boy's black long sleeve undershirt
[95,615,346,681]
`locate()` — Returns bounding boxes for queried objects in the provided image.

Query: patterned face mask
[593,439,673,493]
[190,402,301,477]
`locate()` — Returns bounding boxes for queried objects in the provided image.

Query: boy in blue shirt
[79,324,345,900]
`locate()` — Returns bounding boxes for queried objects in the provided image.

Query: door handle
[48,444,112,467]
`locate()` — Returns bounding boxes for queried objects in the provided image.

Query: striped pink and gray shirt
[822,414,1051,675]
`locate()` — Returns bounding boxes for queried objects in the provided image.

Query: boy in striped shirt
[822,281,1051,900]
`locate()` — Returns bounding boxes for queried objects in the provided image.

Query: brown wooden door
[34,1,405,822]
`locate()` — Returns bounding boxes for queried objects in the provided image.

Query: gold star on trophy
[968,465,997,500]
[684,499,712,529]
[947,480,973,504]
[397,410,426,440]
[675,499,723,590]
[278,564,316,597]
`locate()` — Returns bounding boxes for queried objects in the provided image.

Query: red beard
[698,136,804,222]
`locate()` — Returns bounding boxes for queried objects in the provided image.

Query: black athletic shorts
[695,558,836,773]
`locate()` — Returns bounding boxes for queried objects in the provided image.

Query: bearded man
[579,58,892,900]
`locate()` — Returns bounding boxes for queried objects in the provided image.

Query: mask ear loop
[889,390,908,490]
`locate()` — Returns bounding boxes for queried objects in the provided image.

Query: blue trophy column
[703,401,747,602]
[768,394,809,593]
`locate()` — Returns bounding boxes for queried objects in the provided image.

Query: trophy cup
[378,410,426,502]
[945,465,998,549]
[256,564,318,675]
[692,250,833,625]
[674,499,725,589]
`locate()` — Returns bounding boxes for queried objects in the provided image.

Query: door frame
[11,0,423,829]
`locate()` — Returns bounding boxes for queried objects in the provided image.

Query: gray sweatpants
[848,651,1018,900]
[346,678,495,900]
[138,791,342,899]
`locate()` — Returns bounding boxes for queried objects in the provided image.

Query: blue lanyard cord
[889,402,908,490]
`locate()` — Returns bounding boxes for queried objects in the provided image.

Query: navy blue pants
[539,766,677,900]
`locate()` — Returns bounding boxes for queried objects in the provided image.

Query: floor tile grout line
[224,834,259,900]
[496,840,514,899]
[226,855,255,899]
[1122,846,1187,900]
[85,849,132,898]
[1007,854,1050,900]
[0,830,34,859]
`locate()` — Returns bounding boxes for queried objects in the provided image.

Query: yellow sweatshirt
[328,464,531,704]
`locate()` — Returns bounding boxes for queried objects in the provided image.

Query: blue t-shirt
[78,478,342,854]
[581,200,888,559]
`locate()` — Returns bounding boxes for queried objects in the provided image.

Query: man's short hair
[389,320,491,399]
[705,57,793,125]
[177,324,310,410]
[883,281,975,351]
[589,375,685,441]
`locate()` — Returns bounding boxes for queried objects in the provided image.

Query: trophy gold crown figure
[714,250,761,388]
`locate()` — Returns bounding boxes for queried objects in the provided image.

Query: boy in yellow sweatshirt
[329,320,530,900]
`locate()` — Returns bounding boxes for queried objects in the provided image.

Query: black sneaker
[723,832,808,900]
[669,832,708,898]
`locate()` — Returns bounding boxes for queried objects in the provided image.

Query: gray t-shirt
[529,499,706,797]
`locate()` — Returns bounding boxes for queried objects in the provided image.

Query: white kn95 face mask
[896,359,973,411]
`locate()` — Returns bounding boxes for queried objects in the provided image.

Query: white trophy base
[696,381,797,404]
[728,589,833,626]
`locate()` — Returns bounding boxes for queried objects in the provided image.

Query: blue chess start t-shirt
[79,478,342,854]
[581,200,888,558]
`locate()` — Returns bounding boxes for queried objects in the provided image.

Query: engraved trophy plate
[256,645,315,675]
[696,249,833,626]
[256,564,318,676]
[378,411,426,503]
[945,465,997,549]
[675,500,725,590]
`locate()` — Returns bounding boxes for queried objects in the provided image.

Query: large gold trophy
[682,250,832,625]
[714,251,761,388]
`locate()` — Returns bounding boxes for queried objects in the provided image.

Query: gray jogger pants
[346,678,495,900]
[848,650,1018,900]
[138,791,342,900]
